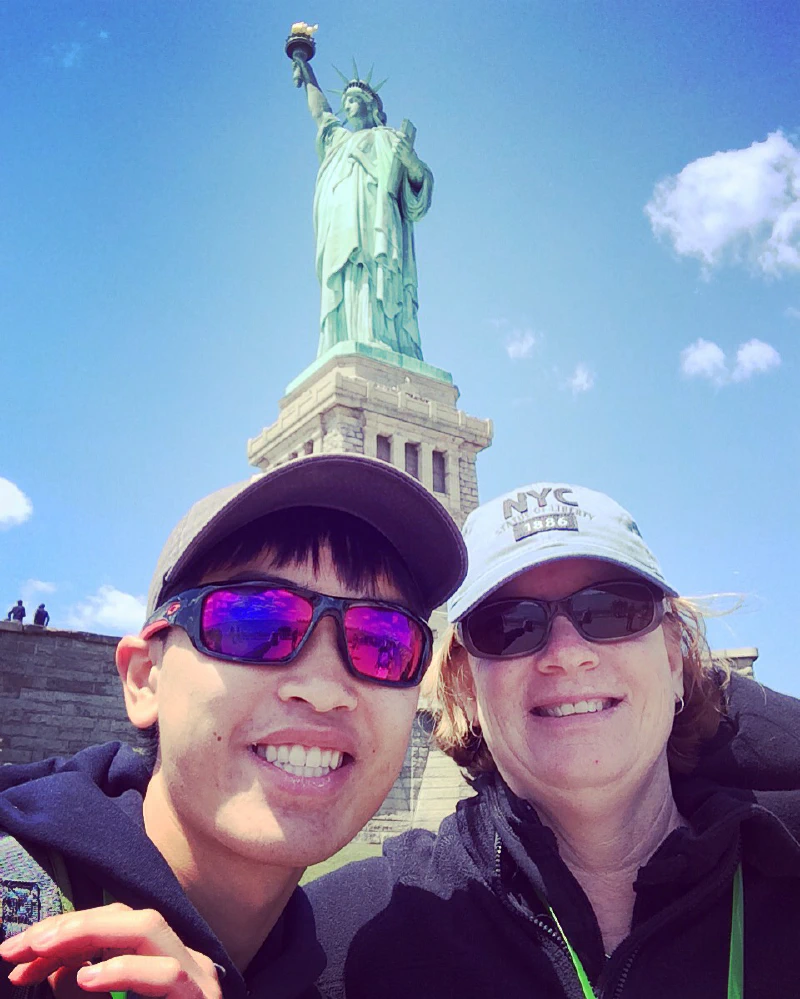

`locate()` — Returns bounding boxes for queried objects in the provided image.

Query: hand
[396,137,424,184]
[291,54,309,88]
[395,135,416,167]
[0,904,222,999]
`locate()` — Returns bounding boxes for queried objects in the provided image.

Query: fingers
[0,902,221,999]
[0,905,182,965]
[1,905,190,976]
[0,907,222,999]
[7,956,84,986]
[75,955,219,999]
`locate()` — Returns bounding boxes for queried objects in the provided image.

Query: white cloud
[680,339,728,384]
[21,579,56,602]
[680,337,781,385]
[646,130,800,276]
[785,306,800,319]
[67,586,146,635]
[0,478,33,528]
[505,328,538,360]
[566,363,595,395]
[731,338,782,381]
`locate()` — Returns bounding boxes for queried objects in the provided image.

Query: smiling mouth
[251,743,350,778]
[531,698,621,718]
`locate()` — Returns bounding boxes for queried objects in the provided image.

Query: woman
[308,481,800,998]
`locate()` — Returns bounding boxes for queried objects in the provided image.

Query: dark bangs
[168,506,426,616]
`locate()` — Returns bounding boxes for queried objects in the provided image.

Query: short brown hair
[166,506,425,616]
[423,596,728,778]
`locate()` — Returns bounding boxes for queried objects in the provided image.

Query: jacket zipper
[606,951,636,999]
[495,835,598,997]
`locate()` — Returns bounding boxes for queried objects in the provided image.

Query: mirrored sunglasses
[142,578,433,688]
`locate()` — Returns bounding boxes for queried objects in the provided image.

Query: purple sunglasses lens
[343,606,425,682]
[201,588,312,661]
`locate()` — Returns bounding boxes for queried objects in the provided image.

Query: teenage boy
[0,454,466,999]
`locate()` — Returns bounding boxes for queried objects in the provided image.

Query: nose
[535,612,600,675]
[276,615,358,713]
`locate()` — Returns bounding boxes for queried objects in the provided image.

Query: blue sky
[3,1,798,693]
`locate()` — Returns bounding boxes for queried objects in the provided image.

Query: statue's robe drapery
[313,112,433,359]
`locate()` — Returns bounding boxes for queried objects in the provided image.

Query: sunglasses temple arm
[140,619,170,641]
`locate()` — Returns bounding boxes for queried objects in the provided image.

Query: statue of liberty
[288,26,433,360]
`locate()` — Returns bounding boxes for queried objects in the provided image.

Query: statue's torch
[286,22,318,84]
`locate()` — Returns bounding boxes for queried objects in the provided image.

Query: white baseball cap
[448,482,677,622]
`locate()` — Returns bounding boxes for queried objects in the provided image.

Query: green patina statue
[288,25,433,361]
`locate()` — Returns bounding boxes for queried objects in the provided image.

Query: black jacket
[308,675,800,998]
[0,743,324,999]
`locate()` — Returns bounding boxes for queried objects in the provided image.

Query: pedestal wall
[248,353,493,527]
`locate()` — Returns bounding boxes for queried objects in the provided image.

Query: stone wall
[353,713,437,842]
[0,621,142,764]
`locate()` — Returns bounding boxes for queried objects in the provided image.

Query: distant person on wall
[291,47,433,360]
[0,454,466,999]
[32,604,49,627]
[6,600,25,623]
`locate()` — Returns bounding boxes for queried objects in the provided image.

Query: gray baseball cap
[448,482,677,623]
[146,454,467,619]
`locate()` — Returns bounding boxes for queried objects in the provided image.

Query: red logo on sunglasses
[165,600,181,619]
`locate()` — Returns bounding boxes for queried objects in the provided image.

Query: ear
[116,635,161,729]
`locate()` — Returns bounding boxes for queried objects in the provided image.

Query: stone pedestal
[247,350,493,529]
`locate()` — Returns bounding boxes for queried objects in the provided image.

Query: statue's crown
[332,61,388,121]
[344,78,380,101]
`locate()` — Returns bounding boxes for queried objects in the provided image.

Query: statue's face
[343,91,372,129]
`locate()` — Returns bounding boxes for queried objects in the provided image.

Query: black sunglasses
[458,580,666,660]
[142,578,433,688]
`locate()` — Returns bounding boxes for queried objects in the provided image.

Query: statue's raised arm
[288,25,331,124]
[285,24,433,361]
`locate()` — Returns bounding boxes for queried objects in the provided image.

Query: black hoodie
[307,674,800,998]
[0,743,324,999]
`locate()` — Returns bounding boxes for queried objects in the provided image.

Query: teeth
[253,743,347,777]
[536,698,610,718]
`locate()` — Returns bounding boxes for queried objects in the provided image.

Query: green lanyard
[541,863,744,999]
[101,888,128,999]
[728,863,744,999]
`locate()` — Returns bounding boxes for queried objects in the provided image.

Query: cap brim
[448,542,678,623]
[155,455,467,617]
